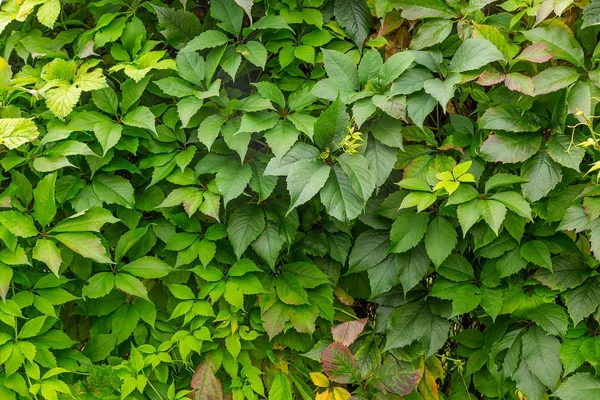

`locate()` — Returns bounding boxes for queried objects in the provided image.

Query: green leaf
[389,211,429,254]
[82,272,115,298]
[348,230,390,273]
[423,75,460,113]
[176,51,205,86]
[520,240,552,270]
[477,199,506,235]
[82,333,117,363]
[337,153,375,201]
[227,206,265,259]
[319,166,363,221]
[0,262,12,302]
[479,105,542,133]
[480,132,541,164]
[385,301,450,357]
[485,174,528,192]
[114,273,149,301]
[521,326,562,389]
[449,38,505,73]
[268,371,293,400]
[276,274,309,305]
[92,120,122,156]
[554,373,600,400]
[37,0,61,28]
[314,96,350,149]
[425,217,457,266]
[437,254,473,282]
[211,0,243,35]
[395,0,456,19]
[121,256,172,279]
[237,41,268,69]
[55,232,113,264]
[150,4,203,46]
[45,84,82,118]
[524,26,584,67]
[287,159,330,211]
[322,50,359,92]
[263,120,300,160]
[521,152,563,202]
[396,245,430,292]
[334,0,370,49]
[32,239,62,276]
[410,19,453,50]
[564,278,600,325]
[531,303,568,337]
[430,279,481,315]
[490,191,532,220]
[33,172,57,227]
[547,134,585,171]
[583,0,600,29]
[251,222,283,271]
[215,161,252,207]
[370,116,404,149]
[51,207,119,233]
[122,106,156,134]
[533,66,580,95]
[92,174,135,208]
[377,52,416,86]
[0,211,38,238]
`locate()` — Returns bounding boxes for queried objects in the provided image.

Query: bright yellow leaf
[332,387,352,400]
[310,372,329,388]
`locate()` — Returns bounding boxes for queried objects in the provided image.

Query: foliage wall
[3,0,600,399]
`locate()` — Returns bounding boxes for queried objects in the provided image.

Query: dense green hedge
[3,0,600,399]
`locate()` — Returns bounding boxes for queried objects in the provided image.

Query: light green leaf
[33,172,57,227]
[533,66,580,95]
[55,232,113,264]
[0,118,40,149]
[122,106,156,134]
[0,211,38,238]
[121,256,172,279]
[237,41,268,69]
[114,273,149,301]
[32,239,62,276]
[92,174,135,208]
[449,38,505,73]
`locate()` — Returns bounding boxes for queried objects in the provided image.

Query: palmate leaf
[6,0,600,398]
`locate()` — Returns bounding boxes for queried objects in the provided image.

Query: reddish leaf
[518,43,553,63]
[191,360,223,400]
[332,318,368,346]
[369,356,421,396]
[477,70,505,86]
[321,342,361,384]
[505,72,535,97]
